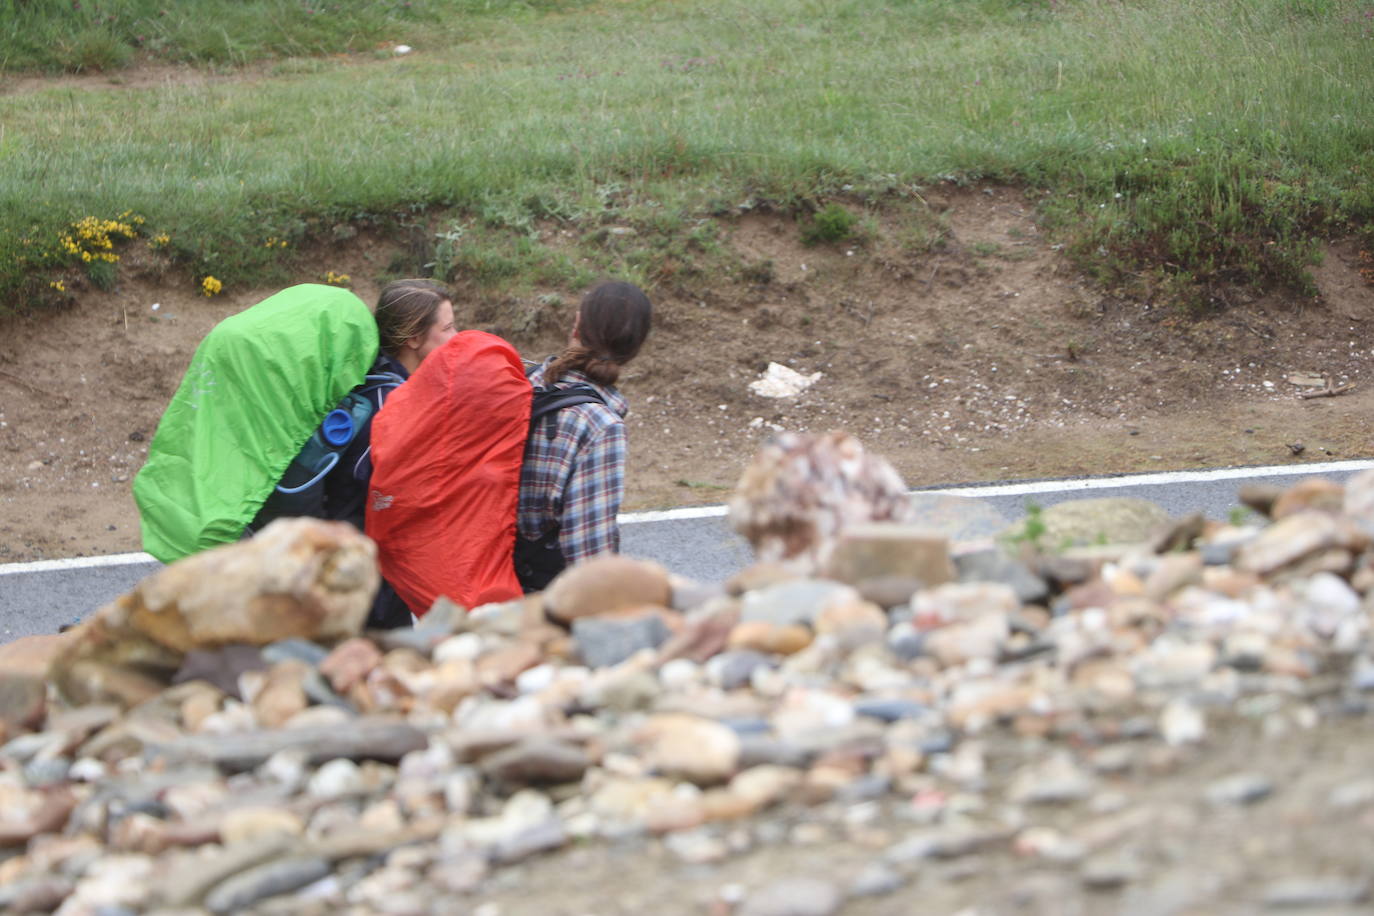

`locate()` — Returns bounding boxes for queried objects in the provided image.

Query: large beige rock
[821,523,955,589]
[127,518,378,651]
[51,518,378,706]
[544,555,671,623]
[1007,498,1171,548]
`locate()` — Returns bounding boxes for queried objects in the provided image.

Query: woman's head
[375,279,457,372]
[549,281,653,386]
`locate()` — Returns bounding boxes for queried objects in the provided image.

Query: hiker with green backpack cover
[132,281,455,584]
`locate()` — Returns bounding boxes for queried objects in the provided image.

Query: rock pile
[5,472,1374,914]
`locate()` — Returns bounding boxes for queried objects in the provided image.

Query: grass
[1,0,1372,311]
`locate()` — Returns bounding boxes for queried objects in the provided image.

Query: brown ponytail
[546,281,653,386]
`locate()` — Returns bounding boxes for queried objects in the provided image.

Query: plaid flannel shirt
[517,358,630,563]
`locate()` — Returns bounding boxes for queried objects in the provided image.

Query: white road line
[928,459,1374,499]
[6,459,1373,577]
[0,551,156,576]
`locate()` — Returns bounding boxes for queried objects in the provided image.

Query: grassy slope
[1,0,1371,309]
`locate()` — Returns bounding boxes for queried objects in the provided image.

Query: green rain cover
[133,284,378,562]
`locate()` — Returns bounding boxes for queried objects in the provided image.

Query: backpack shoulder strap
[530,384,606,440]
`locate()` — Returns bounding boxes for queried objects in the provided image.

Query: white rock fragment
[749,362,823,399]
[1160,700,1206,746]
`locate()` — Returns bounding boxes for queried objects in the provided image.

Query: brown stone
[1144,553,1204,602]
[1149,512,1206,554]
[319,637,382,694]
[178,683,225,732]
[80,714,183,762]
[643,797,707,834]
[1238,483,1284,518]
[814,600,887,643]
[359,665,414,714]
[382,647,430,675]
[1105,567,1146,597]
[1235,511,1368,576]
[0,672,46,733]
[924,612,1010,668]
[821,523,955,588]
[657,601,741,664]
[637,714,741,786]
[544,555,672,622]
[729,765,804,810]
[423,660,479,713]
[252,661,310,729]
[725,562,800,596]
[0,631,78,680]
[1202,566,1261,598]
[476,641,543,688]
[220,807,306,846]
[1271,477,1345,520]
[109,812,172,854]
[1344,468,1374,523]
[701,788,759,821]
[727,621,813,656]
[0,788,76,848]
[948,683,1035,730]
[9,877,73,914]
[59,659,168,708]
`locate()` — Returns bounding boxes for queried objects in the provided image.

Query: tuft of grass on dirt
[1,0,1372,312]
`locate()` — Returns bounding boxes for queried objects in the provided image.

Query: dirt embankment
[2,185,1373,562]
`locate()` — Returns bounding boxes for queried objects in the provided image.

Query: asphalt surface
[4,459,1372,644]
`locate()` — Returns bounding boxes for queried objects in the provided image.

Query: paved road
[4,459,1372,643]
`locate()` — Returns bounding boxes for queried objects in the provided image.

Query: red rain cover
[366,331,531,614]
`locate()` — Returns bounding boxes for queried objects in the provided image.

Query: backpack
[272,373,405,503]
[254,371,405,526]
[134,284,378,562]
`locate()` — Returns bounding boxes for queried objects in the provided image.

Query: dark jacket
[250,353,408,532]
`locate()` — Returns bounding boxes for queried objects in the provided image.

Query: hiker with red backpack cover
[365,280,653,614]
[365,330,532,613]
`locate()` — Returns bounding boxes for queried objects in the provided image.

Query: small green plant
[801,203,858,246]
[1006,501,1047,550]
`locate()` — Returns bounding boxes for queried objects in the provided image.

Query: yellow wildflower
[202,275,223,297]
[50,280,66,292]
